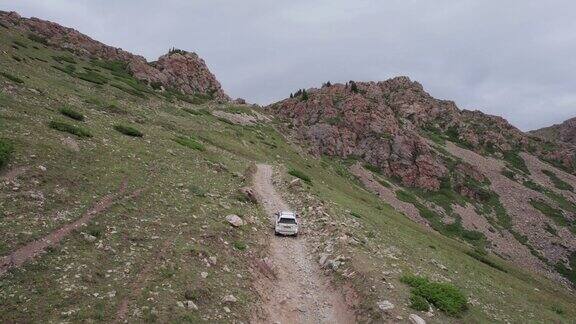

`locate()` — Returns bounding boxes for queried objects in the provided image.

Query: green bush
[174,136,205,151]
[0,138,14,170]
[466,250,507,273]
[233,241,247,251]
[401,274,467,317]
[52,55,76,64]
[503,151,529,174]
[350,211,362,219]
[1,72,24,84]
[114,125,143,137]
[27,33,48,45]
[189,185,207,197]
[52,64,73,75]
[542,169,573,191]
[409,294,430,311]
[49,121,92,138]
[59,107,85,121]
[288,169,311,183]
[13,40,28,48]
[75,71,108,85]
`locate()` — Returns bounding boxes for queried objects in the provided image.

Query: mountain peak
[0,10,228,101]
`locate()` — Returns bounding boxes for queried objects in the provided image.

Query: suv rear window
[279,218,296,224]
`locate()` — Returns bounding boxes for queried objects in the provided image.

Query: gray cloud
[1,0,575,130]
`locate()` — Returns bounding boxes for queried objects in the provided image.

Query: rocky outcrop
[268,77,575,190]
[268,78,449,190]
[0,11,228,101]
[530,116,576,146]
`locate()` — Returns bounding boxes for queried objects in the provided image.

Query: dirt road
[252,164,355,324]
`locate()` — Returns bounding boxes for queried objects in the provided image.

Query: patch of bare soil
[0,178,140,277]
[1,165,29,183]
[251,164,355,324]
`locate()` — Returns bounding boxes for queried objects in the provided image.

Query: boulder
[225,214,244,227]
[409,314,426,324]
[222,294,237,303]
[377,300,394,312]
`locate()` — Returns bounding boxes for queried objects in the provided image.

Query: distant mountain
[531,116,576,146]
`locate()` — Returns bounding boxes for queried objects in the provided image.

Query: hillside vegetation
[0,13,575,323]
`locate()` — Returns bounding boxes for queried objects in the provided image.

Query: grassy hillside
[1,24,575,323]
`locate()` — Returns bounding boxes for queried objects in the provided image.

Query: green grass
[52,54,76,64]
[174,136,205,151]
[0,138,14,169]
[409,293,430,311]
[1,72,24,84]
[554,252,576,286]
[401,274,468,316]
[59,107,85,121]
[529,199,567,227]
[27,33,48,45]
[503,151,530,174]
[288,169,311,183]
[466,250,507,273]
[75,71,108,85]
[233,241,247,251]
[113,124,143,137]
[542,169,573,191]
[48,120,92,138]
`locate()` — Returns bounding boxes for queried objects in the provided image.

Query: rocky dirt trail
[252,164,355,324]
[0,179,142,277]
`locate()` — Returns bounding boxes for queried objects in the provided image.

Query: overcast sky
[1,1,575,130]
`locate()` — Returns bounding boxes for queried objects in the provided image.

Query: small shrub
[350,211,362,219]
[409,294,430,311]
[542,169,573,191]
[363,164,382,175]
[174,136,205,151]
[551,304,565,315]
[466,250,507,273]
[233,241,247,251]
[401,274,467,317]
[288,169,311,183]
[27,33,49,45]
[0,138,14,170]
[59,107,85,121]
[76,71,108,85]
[49,121,92,138]
[189,185,206,197]
[503,151,529,174]
[530,199,567,227]
[13,40,28,48]
[1,72,24,84]
[114,125,143,137]
[52,55,76,64]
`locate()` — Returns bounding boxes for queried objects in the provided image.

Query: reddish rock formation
[0,11,228,101]
[269,77,575,190]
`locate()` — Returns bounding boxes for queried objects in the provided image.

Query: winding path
[252,164,355,324]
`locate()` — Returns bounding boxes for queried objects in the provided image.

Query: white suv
[274,211,299,236]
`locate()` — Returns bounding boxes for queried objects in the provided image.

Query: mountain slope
[531,116,576,146]
[268,79,576,288]
[1,11,576,323]
[0,11,229,101]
